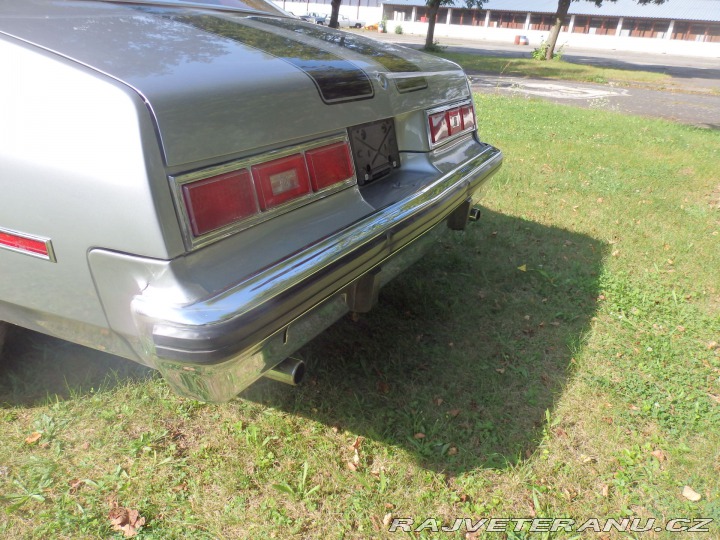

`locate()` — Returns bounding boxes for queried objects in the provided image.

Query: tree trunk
[424,0,441,50]
[545,0,571,60]
[329,0,342,28]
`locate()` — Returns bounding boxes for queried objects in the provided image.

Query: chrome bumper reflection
[132,145,502,401]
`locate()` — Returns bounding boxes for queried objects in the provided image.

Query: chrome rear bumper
[132,144,502,401]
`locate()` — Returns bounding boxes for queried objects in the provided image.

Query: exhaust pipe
[264,357,306,386]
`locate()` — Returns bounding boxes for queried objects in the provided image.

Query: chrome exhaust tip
[263,357,306,386]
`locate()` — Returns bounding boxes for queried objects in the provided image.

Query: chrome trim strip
[0,226,56,262]
[169,133,357,250]
[134,145,502,363]
[425,99,476,150]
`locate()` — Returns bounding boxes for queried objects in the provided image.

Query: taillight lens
[182,169,259,236]
[306,142,354,191]
[428,102,476,145]
[447,108,463,136]
[429,111,449,144]
[461,104,476,130]
[179,140,356,239]
[252,154,311,210]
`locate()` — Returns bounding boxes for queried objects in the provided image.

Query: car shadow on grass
[242,208,608,473]
[0,327,153,407]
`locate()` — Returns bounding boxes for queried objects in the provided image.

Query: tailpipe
[263,357,306,386]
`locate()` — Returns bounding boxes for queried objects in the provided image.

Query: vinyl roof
[385,0,720,22]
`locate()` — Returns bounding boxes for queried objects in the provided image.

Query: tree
[544,0,668,60]
[328,0,342,29]
[424,0,486,50]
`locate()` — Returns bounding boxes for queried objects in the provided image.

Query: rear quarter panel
[0,36,180,340]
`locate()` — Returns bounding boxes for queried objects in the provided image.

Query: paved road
[366,32,720,127]
[468,74,720,129]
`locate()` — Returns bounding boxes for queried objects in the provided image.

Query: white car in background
[337,14,364,28]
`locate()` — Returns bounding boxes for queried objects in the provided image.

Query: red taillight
[429,103,476,145]
[447,108,463,136]
[306,142,354,191]
[0,230,49,257]
[182,169,259,236]
[461,104,476,130]
[252,154,311,210]
[429,111,449,144]
[180,140,357,239]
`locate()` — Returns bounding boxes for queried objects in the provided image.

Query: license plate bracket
[348,118,400,185]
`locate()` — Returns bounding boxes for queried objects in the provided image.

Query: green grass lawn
[1,96,719,539]
[432,51,672,87]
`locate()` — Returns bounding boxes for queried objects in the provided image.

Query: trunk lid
[0,0,470,167]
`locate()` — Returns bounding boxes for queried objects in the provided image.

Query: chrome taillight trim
[170,134,357,251]
[425,99,476,150]
[0,226,56,262]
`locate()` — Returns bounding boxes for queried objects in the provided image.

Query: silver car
[0,0,502,402]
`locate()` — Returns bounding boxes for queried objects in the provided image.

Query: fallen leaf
[676,325,686,332]
[81,441,91,451]
[449,409,461,418]
[707,341,718,350]
[708,394,720,404]
[108,507,146,538]
[384,502,394,509]
[601,484,609,498]
[651,449,667,462]
[346,461,358,472]
[433,397,444,406]
[351,436,364,451]
[517,264,527,272]
[413,432,426,439]
[448,446,458,456]
[69,479,83,494]
[459,493,469,503]
[682,486,702,502]
[612,250,620,257]
[377,381,390,394]
[554,427,568,438]
[25,432,42,445]
[383,513,393,527]
[495,368,505,374]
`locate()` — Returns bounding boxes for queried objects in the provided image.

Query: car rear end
[0,0,501,401]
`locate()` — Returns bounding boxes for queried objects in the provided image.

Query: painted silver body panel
[0,0,502,401]
[0,0,469,167]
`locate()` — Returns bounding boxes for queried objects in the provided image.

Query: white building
[275,0,720,57]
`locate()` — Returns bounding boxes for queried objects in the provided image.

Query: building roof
[385,0,720,22]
